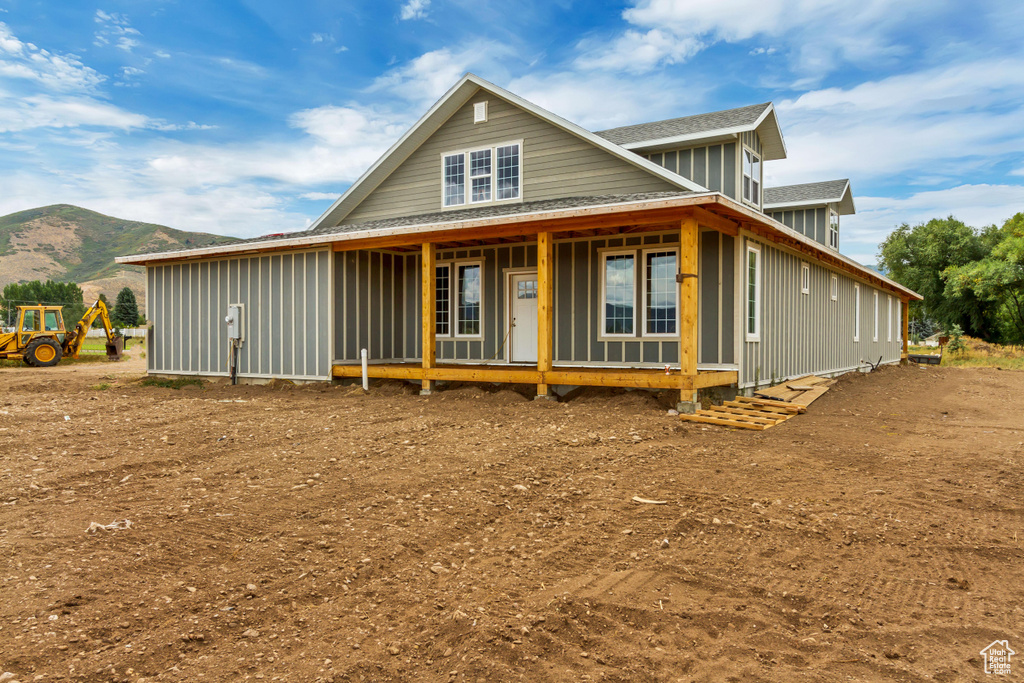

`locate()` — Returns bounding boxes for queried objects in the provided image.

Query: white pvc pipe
[361,348,369,391]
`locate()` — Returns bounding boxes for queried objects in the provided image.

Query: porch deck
[331,363,737,392]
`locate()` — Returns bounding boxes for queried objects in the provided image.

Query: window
[746,244,761,341]
[801,263,810,295]
[644,250,678,335]
[44,310,60,331]
[602,252,635,336]
[435,265,450,335]
[456,264,481,336]
[887,295,892,342]
[442,142,521,207]
[854,283,860,342]
[872,291,879,342]
[897,300,903,342]
[829,209,840,249]
[443,154,465,207]
[517,280,537,299]
[743,148,761,206]
[830,274,838,301]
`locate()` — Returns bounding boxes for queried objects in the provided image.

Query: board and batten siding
[147,249,332,380]
[740,237,902,388]
[768,207,829,247]
[643,143,738,201]
[340,92,680,225]
[333,231,733,368]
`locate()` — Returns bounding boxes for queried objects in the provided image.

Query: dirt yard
[1,358,1022,682]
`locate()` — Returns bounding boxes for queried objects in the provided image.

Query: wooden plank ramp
[679,375,833,430]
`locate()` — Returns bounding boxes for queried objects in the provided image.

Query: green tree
[1,280,85,330]
[944,213,1024,344]
[112,287,140,328]
[878,216,998,340]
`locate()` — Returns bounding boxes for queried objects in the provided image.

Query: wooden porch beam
[537,231,554,398]
[679,215,699,405]
[684,206,740,236]
[421,242,436,393]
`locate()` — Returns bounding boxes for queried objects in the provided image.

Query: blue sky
[1,0,1022,264]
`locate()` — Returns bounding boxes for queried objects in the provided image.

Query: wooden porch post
[902,299,910,360]
[421,242,436,394]
[537,231,554,398]
[679,215,699,408]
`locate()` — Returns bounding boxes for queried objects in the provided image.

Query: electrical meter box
[225,304,244,341]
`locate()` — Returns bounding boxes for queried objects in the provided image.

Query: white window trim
[829,208,840,250]
[440,140,523,209]
[853,283,861,342]
[830,274,838,301]
[599,248,638,340]
[640,246,681,340]
[800,262,810,295]
[454,260,485,339]
[741,146,762,210]
[434,259,485,340]
[897,300,903,342]
[745,243,761,342]
[887,295,892,342]
[872,291,879,342]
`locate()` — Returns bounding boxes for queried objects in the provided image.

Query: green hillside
[0,204,240,286]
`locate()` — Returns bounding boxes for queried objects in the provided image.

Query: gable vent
[473,101,488,123]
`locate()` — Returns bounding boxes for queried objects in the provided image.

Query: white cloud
[765,59,1024,186]
[841,183,1024,264]
[0,22,104,91]
[578,0,926,75]
[0,93,149,132]
[369,45,508,106]
[300,192,340,201]
[93,10,142,54]
[399,0,430,21]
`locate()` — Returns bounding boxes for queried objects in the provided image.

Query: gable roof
[764,179,855,215]
[594,103,787,161]
[306,73,706,233]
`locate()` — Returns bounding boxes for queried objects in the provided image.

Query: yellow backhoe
[0,299,123,367]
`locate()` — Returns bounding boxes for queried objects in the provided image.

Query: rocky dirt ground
[1,357,1022,682]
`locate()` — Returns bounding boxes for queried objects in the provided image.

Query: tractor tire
[25,338,62,367]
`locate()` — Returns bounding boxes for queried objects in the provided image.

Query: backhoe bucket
[106,335,124,361]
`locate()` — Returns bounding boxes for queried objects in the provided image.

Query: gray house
[118,74,920,407]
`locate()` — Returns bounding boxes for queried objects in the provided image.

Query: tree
[1,280,85,330]
[944,213,1024,344]
[878,216,998,340]
[113,287,140,328]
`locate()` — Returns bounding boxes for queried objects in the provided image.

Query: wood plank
[679,216,699,404]
[708,405,791,422]
[544,369,684,390]
[686,206,739,236]
[421,242,436,393]
[698,409,778,425]
[730,397,802,414]
[790,385,830,407]
[686,370,738,390]
[679,413,767,430]
[537,231,554,397]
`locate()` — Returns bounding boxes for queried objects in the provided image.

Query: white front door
[509,272,538,363]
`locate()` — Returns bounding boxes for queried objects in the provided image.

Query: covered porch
[331,201,743,405]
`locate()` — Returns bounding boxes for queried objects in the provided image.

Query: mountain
[0,204,239,309]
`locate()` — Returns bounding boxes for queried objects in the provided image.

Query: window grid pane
[457,264,481,336]
[604,254,634,335]
[496,144,519,200]
[645,251,677,335]
[517,280,537,299]
[443,154,465,206]
[470,150,491,202]
[435,266,450,335]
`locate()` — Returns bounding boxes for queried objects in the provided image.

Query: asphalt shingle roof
[594,103,772,146]
[763,180,850,206]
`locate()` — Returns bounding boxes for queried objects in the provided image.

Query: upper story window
[443,142,521,208]
[829,208,840,249]
[742,148,761,207]
[800,262,810,295]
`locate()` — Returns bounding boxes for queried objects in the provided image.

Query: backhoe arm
[63,300,120,359]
